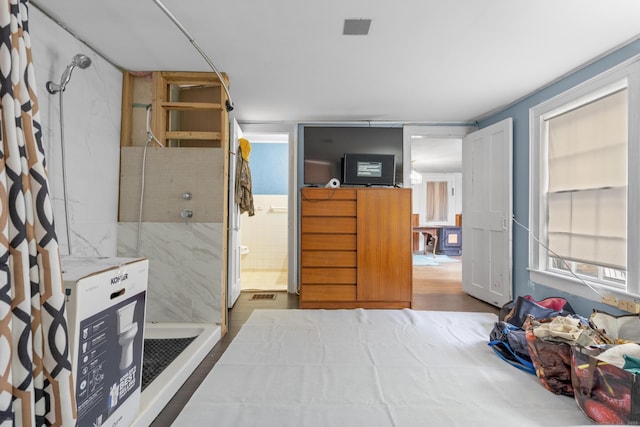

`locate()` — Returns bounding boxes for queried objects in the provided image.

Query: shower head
[72,53,92,69]
[46,53,92,94]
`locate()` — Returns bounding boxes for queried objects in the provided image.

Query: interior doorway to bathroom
[239,131,289,292]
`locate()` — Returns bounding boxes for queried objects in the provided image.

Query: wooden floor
[150,259,498,426]
[412,258,498,313]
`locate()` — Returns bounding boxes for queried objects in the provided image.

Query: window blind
[546,89,627,269]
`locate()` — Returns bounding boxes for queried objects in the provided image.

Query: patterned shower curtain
[0,1,76,426]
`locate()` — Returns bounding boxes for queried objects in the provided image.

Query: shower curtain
[0,1,76,426]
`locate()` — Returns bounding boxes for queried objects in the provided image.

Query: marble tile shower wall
[240,195,288,271]
[33,9,225,325]
[117,223,223,324]
[117,146,225,323]
[32,7,122,256]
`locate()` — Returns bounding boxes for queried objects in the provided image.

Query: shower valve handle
[181,209,193,224]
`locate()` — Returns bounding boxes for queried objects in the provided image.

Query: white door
[227,119,243,307]
[462,118,513,307]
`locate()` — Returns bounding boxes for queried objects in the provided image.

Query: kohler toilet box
[62,256,148,427]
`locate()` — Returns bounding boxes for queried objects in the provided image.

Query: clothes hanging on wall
[235,137,255,216]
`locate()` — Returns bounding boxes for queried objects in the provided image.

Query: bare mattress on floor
[173,309,589,426]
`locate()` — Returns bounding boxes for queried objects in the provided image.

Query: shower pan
[46,53,92,254]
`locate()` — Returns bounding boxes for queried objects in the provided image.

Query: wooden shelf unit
[120,71,229,148]
[300,187,412,309]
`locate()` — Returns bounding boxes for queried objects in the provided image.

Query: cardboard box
[62,257,148,427]
[572,345,640,424]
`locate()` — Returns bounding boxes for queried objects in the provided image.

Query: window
[530,58,640,301]
[426,181,449,222]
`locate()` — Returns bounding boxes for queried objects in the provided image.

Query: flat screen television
[303,126,403,186]
[342,153,396,186]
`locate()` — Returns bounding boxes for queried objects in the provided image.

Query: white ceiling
[31,0,640,126]
[411,137,462,174]
[31,0,640,172]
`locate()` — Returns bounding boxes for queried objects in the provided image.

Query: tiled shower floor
[142,337,196,391]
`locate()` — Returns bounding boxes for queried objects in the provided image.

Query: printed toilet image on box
[79,294,144,422]
[62,257,148,427]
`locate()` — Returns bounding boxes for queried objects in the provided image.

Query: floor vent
[250,293,277,300]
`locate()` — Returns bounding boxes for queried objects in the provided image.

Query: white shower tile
[116,223,138,257]
[71,222,118,257]
[146,259,193,323]
[184,259,221,323]
[117,222,223,324]
[32,7,122,258]
[240,195,288,272]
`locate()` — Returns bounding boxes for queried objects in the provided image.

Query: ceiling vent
[343,19,371,36]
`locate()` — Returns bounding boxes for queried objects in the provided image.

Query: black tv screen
[303,126,403,186]
[343,153,396,186]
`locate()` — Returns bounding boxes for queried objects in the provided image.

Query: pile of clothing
[489,295,640,424]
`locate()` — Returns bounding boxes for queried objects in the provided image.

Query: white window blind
[546,89,628,269]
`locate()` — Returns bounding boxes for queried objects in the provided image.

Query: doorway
[405,126,472,282]
[239,131,290,292]
[408,132,465,245]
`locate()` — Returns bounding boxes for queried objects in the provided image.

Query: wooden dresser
[300,187,412,309]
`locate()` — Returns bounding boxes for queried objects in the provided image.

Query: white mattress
[173,309,590,426]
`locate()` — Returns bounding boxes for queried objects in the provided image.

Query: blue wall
[479,40,640,316]
[249,143,288,195]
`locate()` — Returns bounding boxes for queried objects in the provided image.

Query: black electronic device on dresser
[342,153,396,186]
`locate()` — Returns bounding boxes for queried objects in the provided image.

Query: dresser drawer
[300,267,356,284]
[301,234,357,251]
[301,251,356,267]
[301,188,357,201]
[301,200,356,217]
[300,284,357,301]
[301,217,356,234]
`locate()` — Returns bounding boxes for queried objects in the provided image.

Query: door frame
[403,125,476,188]
[227,118,243,308]
[236,122,298,294]
[404,125,476,227]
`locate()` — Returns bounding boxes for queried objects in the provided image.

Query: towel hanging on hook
[235,138,254,216]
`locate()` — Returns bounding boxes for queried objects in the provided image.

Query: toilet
[116,301,139,370]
